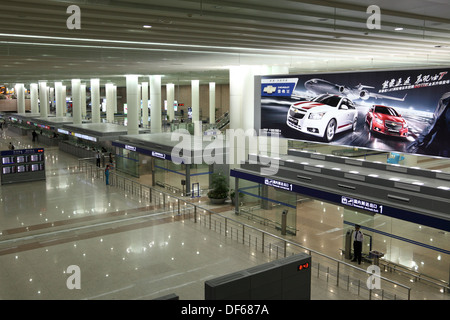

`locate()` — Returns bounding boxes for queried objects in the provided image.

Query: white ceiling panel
[0,0,449,87]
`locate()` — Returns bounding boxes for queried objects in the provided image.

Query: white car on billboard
[286,94,358,142]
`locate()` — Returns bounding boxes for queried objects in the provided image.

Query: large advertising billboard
[259,67,450,158]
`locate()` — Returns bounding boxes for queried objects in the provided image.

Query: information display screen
[0,148,46,184]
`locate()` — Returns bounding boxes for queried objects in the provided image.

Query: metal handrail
[77,159,417,299]
[381,260,450,291]
[210,209,412,299]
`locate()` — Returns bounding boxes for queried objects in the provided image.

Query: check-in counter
[8,125,29,136]
[59,141,98,159]
[57,122,149,160]
[26,131,61,147]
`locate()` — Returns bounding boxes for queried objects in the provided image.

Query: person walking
[96,151,101,167]
[105,164,110,185]
[352,224,364,264]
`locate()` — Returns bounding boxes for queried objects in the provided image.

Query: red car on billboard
[365,105,408,137]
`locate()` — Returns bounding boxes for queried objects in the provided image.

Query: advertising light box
[259,67,450,158]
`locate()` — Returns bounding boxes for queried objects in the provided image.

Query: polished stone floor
[0,126,449,301]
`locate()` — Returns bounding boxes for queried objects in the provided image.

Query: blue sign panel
[261,78,298,97]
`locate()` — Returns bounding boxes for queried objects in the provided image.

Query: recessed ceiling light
[143,25,152,29]
[395,27,404,31]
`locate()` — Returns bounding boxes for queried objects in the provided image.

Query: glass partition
[237,180,297,235]
[115,147,139,177]
[344,207,450,282]
[154,158,186,195]
[189,163,212,196]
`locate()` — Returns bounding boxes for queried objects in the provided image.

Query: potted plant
[207,173,229,204]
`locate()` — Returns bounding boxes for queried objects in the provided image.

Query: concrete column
[39,81,48,117]
[209,82,215,124]
[105,83,115,123]
[150,75,162,133]
[55,82,63,117]
[61,85,67,115]
[90,79,100,123]
[113,85,117,113]
[126,75,139,135]
[81,84,87,118]
[72,79,82,124]
[16,84,25,114]
[141,82,149,127]
[241,67,257,132]
[30,83,39,114]
[228,66,265,173]
[138,84,142,125]
[166,83,175,123]
[49,87,54,113]
[191,79,200,135]
[229,67,244,131]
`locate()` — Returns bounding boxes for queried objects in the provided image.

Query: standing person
[8,142,14,150]
[105,165,110,185]
[96,151,101,167]
[32,130,37,142]
[352,224,364,264]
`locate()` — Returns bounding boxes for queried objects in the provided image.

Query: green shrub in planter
[207,173,229,204]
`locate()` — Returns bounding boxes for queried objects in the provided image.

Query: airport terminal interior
[0,0,449,302]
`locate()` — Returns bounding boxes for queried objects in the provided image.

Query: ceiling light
[143,25,152,29]
[395,27,404,31]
